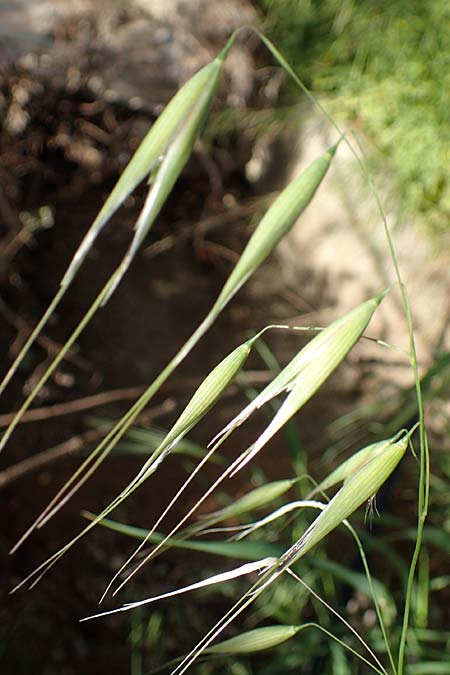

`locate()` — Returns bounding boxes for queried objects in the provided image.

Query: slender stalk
[10,308,216,554]
[0,287,66,399]
[0,275,116,452]
[351,139,428,675]
[252,31,428,673]
[346,521,396,673]
[286,569,388,675]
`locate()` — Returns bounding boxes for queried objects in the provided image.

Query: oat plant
[4,28,430,675]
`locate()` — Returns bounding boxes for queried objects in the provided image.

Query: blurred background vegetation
[257,0,450,238]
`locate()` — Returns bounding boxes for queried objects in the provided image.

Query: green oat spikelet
[269,431,410,577]
[212,292,387,448]
[197,478,299,526]
[132,337,256,482]
[212,143,338,314]
[307,430,406,499]
[62,48,228,290]
[231,292,387,474]
[205,625,302,655]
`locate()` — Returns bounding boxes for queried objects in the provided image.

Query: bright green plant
[3,27,434,675]
[257,0,450,237]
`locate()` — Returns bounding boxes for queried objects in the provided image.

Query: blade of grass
[82,511,283,560]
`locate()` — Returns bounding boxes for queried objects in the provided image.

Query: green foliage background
[258,0,450,236]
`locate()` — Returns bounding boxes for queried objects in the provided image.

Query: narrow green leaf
[83,511,282,560]
[112,425,225,464]
[408,664,450,675]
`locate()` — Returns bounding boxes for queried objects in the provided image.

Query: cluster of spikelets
[3,29,426,675]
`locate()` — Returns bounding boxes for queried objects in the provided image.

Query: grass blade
[82,511,282,560]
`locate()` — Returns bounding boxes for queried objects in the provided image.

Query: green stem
[349,522,396,673]
[352,141,428,675]
[0,287,66,399]
[0,275,117,453]
[11,302,218,556]
[252,30,429,674]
